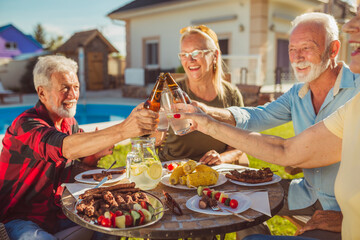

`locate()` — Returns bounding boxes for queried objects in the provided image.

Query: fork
[211,204,254,222]
[76,160,117,205]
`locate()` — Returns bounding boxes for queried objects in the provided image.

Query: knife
[95,160,118,188]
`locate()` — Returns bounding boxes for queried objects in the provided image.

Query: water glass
[157,107,169,132]
[162,89,191,136]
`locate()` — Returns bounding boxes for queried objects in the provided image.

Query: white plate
[161,159,188,173]
[75,169,126,185]
[228,174,282,187]
[160,173,227,190]
[186,192,251,215]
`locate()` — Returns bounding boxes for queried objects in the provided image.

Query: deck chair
[0,82,22,104]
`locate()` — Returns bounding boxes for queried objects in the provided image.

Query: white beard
[292,58,331,83]
[49,96,77,118]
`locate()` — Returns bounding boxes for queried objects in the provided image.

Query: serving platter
[74,190,164,231]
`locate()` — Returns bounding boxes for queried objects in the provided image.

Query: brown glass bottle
[163,72,191,104]
[143,73,166,111]
[142,73,166,137]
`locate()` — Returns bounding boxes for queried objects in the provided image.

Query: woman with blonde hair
[158,25,248,166]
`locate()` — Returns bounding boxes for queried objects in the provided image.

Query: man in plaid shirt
[0,55,158,239]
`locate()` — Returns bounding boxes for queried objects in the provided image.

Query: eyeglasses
[178,50,212,60]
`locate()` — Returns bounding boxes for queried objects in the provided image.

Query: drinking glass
[162,89,192,136]
[157,107,169,132]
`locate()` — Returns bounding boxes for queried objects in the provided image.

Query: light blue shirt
[228,63,360,211]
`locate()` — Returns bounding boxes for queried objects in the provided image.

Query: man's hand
[174,108,214,134]
[296,210,343,235]
[121,103,159,137]
[192,101,236,126]
[191,101,208,114]
[199,150,222,165]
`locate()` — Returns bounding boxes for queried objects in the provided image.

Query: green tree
[33,23,63,50]
[33,23,46,45]
[47,35,64,51]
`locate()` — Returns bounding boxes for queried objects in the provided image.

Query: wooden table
[61,179,284,239]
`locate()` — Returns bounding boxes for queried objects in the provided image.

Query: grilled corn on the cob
[169,166,185,185]
[195,164,219,177]
[186,171,218,188]
[183,159,197,175]
[179,175,187,185]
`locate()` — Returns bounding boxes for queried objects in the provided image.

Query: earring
[213,62,217,73]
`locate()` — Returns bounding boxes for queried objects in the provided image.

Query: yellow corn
[195,165,219,178]
[186,171,218,188]
[169,166,185,185]
[179,175,187,185]
[183,160,197,175]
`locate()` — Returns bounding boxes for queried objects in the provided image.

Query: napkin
[63,183,92,199]
[212,163,251,172]
[244,191,271,217]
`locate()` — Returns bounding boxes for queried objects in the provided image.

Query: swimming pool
[0,103,135,134]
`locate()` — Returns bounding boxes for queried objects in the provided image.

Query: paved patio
[0,88,145,107]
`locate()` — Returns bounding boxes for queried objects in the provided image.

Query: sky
[0,0,133,55]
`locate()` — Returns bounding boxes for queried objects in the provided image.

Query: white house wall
[120,0,329,86]
[128,0,251,72]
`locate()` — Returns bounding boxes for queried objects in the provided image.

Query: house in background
[0,24,44,92]
[108,0,356,90]
[56,29,118,90]
[0,24,43,61]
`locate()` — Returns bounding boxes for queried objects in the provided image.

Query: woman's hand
[199,150,222,165]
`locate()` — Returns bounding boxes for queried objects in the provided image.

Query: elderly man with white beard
[0,55,159,240]
[193,12,360,239]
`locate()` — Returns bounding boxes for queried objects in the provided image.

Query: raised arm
[177,111,342,168]
[192,101,236,126]
[62,104,159,160]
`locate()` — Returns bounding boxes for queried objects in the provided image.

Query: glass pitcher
[126,137,163,190]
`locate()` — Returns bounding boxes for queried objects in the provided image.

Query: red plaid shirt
[0,101,83,233]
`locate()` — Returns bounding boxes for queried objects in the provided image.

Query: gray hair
[291,12,339,48]
[33,55,78,91]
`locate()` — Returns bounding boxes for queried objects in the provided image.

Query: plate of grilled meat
[74,182,165,230]
[75,168,126,185]
[225,167,281,186]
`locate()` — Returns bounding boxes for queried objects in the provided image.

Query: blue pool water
[0,104,134,134]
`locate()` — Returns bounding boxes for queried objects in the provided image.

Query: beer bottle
[164,72,191,104]
[143,73,166,111]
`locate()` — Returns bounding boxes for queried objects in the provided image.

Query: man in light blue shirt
[196,13,360,239]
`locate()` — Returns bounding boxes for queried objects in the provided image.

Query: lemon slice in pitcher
[131,164,147,176]
[147,162,162,180]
